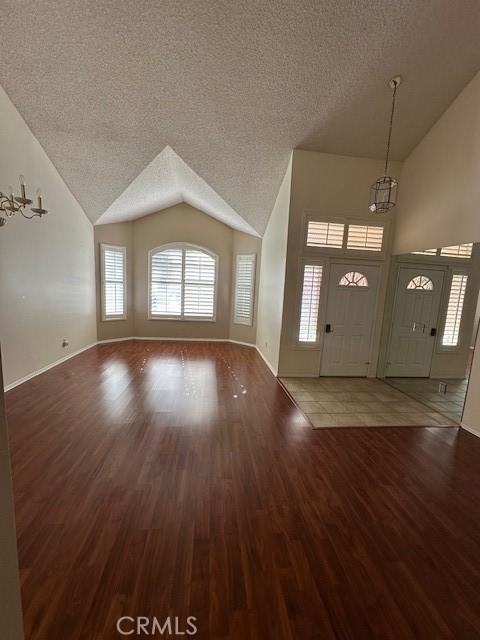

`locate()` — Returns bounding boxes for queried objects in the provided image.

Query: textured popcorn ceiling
[96,146,259,235]
[0,1,479,234]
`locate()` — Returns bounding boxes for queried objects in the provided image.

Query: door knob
[325,323,332,333]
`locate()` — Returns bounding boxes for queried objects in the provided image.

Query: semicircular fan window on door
[406,275,434,291]
[339,271,369,287]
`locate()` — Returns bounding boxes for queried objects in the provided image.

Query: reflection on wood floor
[281,376,457,428]
[6,341,480,639]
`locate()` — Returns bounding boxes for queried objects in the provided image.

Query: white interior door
[320,264,380,376]
[386,267,444,377]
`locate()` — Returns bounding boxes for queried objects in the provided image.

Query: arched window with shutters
[149,243,218,320]
[338,271,368,287]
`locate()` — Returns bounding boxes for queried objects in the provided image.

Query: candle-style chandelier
[369,76,402,214]
[0,175,48,227]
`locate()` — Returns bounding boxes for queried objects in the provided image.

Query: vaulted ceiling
[1,1,479,235]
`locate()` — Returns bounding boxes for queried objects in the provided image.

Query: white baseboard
[255,346,278,376]
[4,342,97,392]
[98,336,256,348]
[4,337,262,391]
[461,421,480,438]
[229,339,256,348]
[96,336,134,344]
[133,336,228,343]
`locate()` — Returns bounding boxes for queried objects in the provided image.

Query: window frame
[296,259,325,347]
[100,243,127,322]
[439,269,470,350]
[302,213,388,258]
[148,243,219,322]
[406,275,435,291]
[233,253,256,326]
[338,271,369,287]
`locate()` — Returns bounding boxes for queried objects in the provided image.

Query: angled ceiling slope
[96,147,259,236]
[1,1,480,235]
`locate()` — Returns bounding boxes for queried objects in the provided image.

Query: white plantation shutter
[234,254,256,325]
[150,248,183,316]
[184,249,216,317]
[149,245,217,319]
[101,244,126,320]
[442,274,468,346]
[347,225,384,251]
[440,244,473,258]
[298,264,323,342]
[306,221,344,248]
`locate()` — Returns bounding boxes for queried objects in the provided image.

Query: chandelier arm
[0,180,48,226]
[19,209,42,220]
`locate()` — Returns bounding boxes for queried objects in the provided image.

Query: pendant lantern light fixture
[369,76,401,214]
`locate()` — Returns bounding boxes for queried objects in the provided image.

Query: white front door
[386,267,444,377]
[320,264,380,376]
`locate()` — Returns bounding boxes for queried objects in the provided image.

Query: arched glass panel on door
[406,275,434,291]
[338,271,368,287]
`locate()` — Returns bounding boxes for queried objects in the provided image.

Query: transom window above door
[149,244,217,320]
[406,275,434,290]
[306,221,344,248]
[339,271,368,287]
[306,219,385,253]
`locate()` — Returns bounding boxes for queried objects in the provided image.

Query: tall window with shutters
[298,264,323,343]
[442,273,468,346]
[233,254,256,326]
[149,244,217,320]
[101,244,126,320]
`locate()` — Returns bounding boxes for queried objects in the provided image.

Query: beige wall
[0,350,25,639]
[229,231,262,345]
[134,204,233,339]
[96,204,261,343]
[0,86,96,388]
[393,71,480,255]
[94,222,134,340]
[278,149,401,377]
[256,155,292,374]
[390,71,480,434]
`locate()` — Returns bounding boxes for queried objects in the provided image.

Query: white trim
[4,337,269,392]
[297,260,324,347]
[233,253,256,326]
[132,336,226,342]
[101,243,127,321]
[96,336,134,344]
[255,346,278,376]
[229,339,256,348]
[461,421,480,438]
[302,212,389,259]
[148,243,219,321]
[4,342,97,391]
[97,336,256,348]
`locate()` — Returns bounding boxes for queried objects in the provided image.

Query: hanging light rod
[0,175,48,227]
[368,75,402,214]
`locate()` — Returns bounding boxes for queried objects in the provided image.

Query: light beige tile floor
[280,377,458,429]
[385,377,467,422]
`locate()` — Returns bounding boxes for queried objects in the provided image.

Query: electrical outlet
[438,382,447,394]
[62,338,69,348]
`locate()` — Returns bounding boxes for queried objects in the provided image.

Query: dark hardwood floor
[6,340,480,639]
